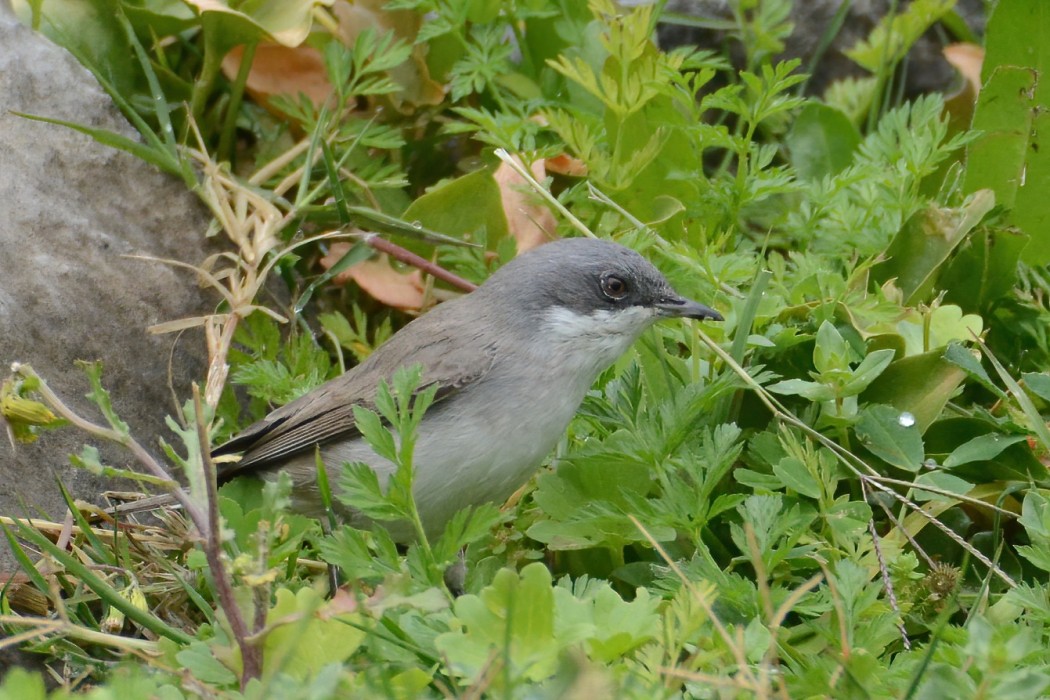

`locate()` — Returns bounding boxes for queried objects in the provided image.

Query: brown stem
[365,235,478,292]
[10,366,264,676]
[192,386,260,687]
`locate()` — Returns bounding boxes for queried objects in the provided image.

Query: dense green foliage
[4,0,1050,697]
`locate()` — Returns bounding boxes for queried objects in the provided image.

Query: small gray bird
[212,237,721,540]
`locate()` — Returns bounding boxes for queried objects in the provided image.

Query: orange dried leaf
[944,43,984,94]
[494,156,557,253]
[321,244,426,310]
[545,153,588,177]
[222,44,333,109]
[943,43,985,131]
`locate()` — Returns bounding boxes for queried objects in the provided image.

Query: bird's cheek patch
[543,305,655,340]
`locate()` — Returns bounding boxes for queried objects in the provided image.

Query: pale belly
[275,369,591,541]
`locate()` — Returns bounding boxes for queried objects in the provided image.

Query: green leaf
[743,616,773,663]
[531,446,653,518]
[0,668,48,700]
[983,0,1050,104]
[189,0,325,50]
[67,442,175,486]
[912,471,974,503]
[77,360,129,436]
[0,521,52,600]
[786,103,860,180]
[731,495,816,571]
[980,2,1050,265]
[941,224,1027,312]
[117,12,180,154]
[1016,490,1050,572]
[318,525,401,583]
[337,461,404,522]
[1012,109,1050,265]
[449,24,514,101]
[855,404,925,471]
[122,0,197,35]
[842,348,896,395]
[943,433,1029,468]
[732,468,786,493]
[434,504,503,564]
[963,60,1050,265]
[1023,372,1050,403]
[551,579,660,663]
[175,640,239,686]
[924,417,1047,481]
[346,207,474,248]
[944,343,1007,400]
[232,352,331,408]
[169,424,212,508]
[845,0,954,72]
[400,168,510,253]
[871,191,995,305]
[979,340,1050,455]
[813,320,849,374]
[861,349,968,433]
[436,563,559,685]
[352,405,397,464]
[825,499,874,543]
[261,588,367,679]
[765,378,836,402]
[12,113,183,177]
[649,195,686,224]
[527,442,672,550]
[771,457,823,499]
[896,305,985,358]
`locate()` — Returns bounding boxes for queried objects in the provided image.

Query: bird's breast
[407,365,591,520]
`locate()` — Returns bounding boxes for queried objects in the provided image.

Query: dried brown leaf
[494,155,557,252]
[321,243,426,310]
[221,44,333,109]
[943,43,985,131]
[545,153,588,177]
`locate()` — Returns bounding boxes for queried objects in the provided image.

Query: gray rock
[0,3,212,570]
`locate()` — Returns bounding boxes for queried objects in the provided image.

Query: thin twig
[192,385,260,687]
[365,234,478,292]
[863,481,911,651]
[492,148,595,239]
[875,499,937,570]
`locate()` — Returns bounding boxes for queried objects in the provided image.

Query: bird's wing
[212,320,497,482]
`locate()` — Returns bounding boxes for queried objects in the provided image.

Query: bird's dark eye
[600,273,629,300]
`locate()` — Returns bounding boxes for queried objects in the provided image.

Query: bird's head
[480,238,722,368]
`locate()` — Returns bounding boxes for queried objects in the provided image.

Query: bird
[207,238,721,541]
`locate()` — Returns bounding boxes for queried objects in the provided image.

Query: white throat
[541,305,656,373]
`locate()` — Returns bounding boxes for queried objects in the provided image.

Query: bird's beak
[655,296,723,321]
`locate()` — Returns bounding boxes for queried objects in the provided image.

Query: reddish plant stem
[193,386,261,687]
[364,234,478,292]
